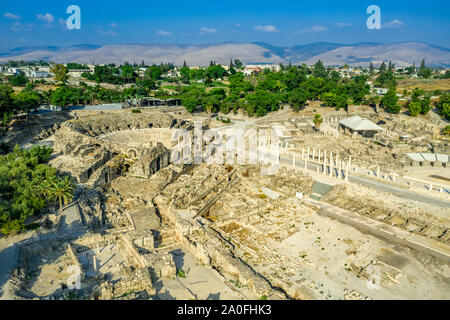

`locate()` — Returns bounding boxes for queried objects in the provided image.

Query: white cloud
[337,22,352,27]
[11,22,21,32]
[199,27,217,34]
[97,26,118,36]
[11,22,33,32]
[236,23,242,27]
[157,30,171,36]
[383,19,406,28]
[37,13,54,23]
[4,12,21,20]
[254,25,279,32]
[58,18,70,30]
[295,25,328,33]
[110,23,118,28]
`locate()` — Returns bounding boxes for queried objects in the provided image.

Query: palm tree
[49,176,75,213]
[32,176,53,199]
[313,114,323,131]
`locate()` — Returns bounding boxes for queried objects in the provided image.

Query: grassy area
[397,78,450,92]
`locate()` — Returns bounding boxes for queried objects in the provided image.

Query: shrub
[408,101,422,116]
[177,269,186,278]
[443,126,450,136]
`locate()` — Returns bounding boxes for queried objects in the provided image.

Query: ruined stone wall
[154,195,286,298]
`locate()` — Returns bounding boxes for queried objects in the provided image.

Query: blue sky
[0,1,449,50]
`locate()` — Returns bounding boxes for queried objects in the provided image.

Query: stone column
[377,166,380,179]
[329,152,333,177]
[429,184,433,192]
[345,159,349,181]
[93,256,98,272]
[336,154,339,178]
[312,148,316,162]
[307,147,310,161]
[323,151,327,174]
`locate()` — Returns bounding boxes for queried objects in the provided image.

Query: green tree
[437,93,450,120]
[49,176,75,213]
[14,90,42,116]
[9,74,29,87]
[121,64,136,83]
[418,59,432,78]
[376,71,397,88]
[408,101,422,116]
[244,91,279,117]
[407,62,415,75]
[234,59,243,69]
[321,92,336,108]
[420,95,431,115]
[146,65,162,81]
[0,85,15,122]
[229,73,253,96]
[313,60,328,78]
[205,65,228,80]
[180,67,190,84]
[313,114,323,131]
[334,94,349,110]
[443,125,450,136]
[388,60,394,72]
[51,86,73,109]
[0,145,60,234]
[288,88,308,111]
[381,87,401,114]
[50,64,69,83]
[137,78,156,94]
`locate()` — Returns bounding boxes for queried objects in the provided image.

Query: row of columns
[293,147,447,195]
[298,147,352,181]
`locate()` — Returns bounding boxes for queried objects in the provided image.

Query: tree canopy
[0,145,75,235]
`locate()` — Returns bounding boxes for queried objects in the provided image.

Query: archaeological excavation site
[0,105,449,301]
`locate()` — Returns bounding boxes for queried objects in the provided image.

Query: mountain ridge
[0,41,448,67]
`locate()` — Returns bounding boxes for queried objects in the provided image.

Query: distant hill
[0,42,448,67]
